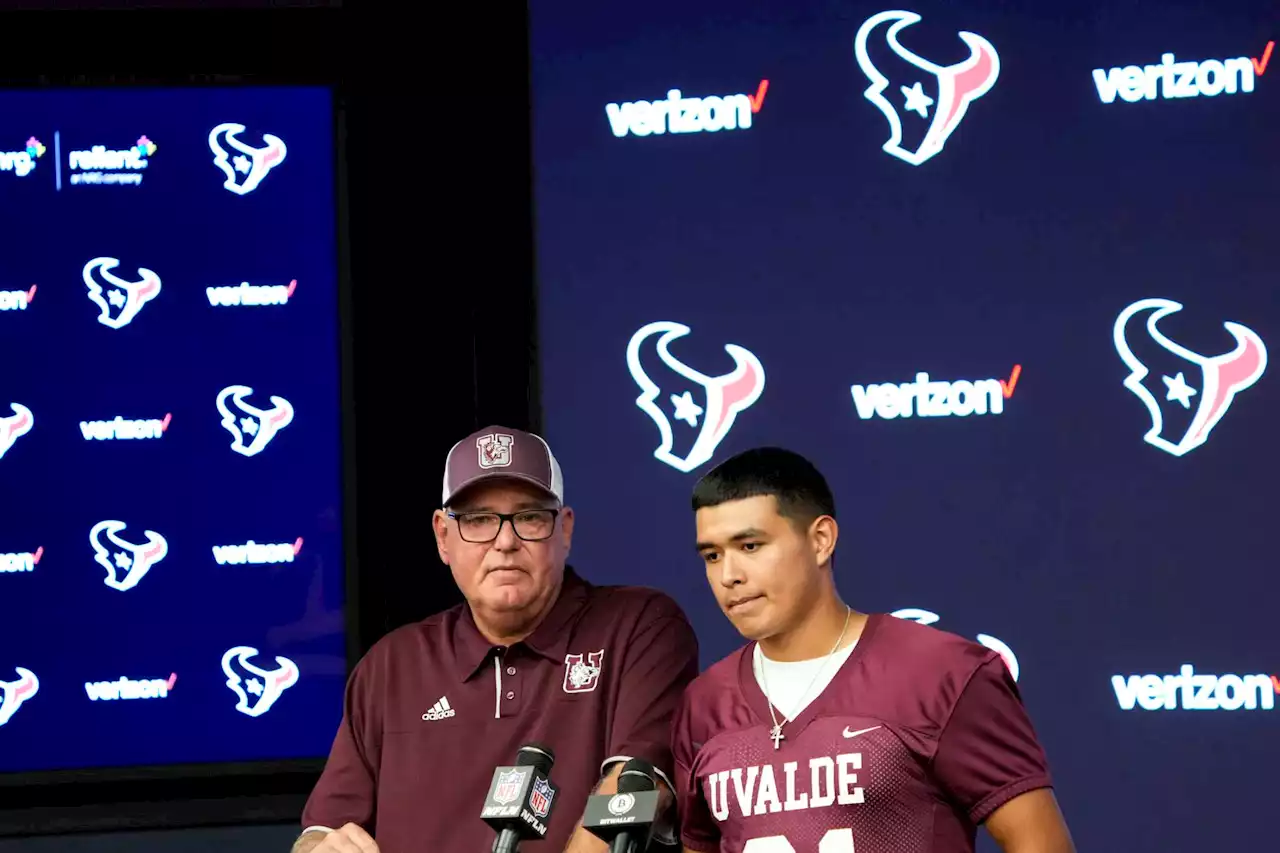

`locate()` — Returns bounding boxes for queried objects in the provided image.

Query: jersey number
[743,828,855,852]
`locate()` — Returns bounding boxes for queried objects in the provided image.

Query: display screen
[0,86,348,775]
[530,2,1276,849]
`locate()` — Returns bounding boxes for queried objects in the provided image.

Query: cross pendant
[770,723,785,750]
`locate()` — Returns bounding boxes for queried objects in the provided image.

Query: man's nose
[492,518,521,551]
[717,553,747,587]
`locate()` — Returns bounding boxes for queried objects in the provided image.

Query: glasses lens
[513,510,556,540]
[454,510,556,542]
[457,513,501,542]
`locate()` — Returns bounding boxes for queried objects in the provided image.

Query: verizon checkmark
[26,285,37,303]
[32,546,43,564]
[748,79,770,113]
[1000,364,1022,399]
[1254,40,1275,76]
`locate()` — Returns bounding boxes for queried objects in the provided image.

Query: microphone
[481,743,560,853]
[581,757,661,853]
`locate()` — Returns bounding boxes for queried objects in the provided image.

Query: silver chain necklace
[757,606,852,750]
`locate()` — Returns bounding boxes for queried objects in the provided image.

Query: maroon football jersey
[673,614,1053,853]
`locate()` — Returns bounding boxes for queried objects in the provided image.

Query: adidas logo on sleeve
[422,695,456,721]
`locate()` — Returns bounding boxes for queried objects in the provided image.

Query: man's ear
[432,509,451,565]
[810,515,839,567]
[558,506,575,555]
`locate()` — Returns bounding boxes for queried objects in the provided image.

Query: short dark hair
[691,447,835,528]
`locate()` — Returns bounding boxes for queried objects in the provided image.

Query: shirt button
[505,691,515,700]
[506,667,516,676]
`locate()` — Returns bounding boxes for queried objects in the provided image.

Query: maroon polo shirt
[301,568,699,852]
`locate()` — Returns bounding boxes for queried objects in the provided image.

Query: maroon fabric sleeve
[671,692,720,852]
[604,603,700,784]
[300,655,380,833]
[931,656,1054,824]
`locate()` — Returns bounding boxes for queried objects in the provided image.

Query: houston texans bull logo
[0,403,33,461]
[892,608,1020,681]
[83,257,162,329]
[90,520,168,592]
[626,321,766,474]
[854,10,1000,166]
[221,646,299,718]
[1114,298,1267,457]
[209,123,287,196]
[216,385,295,457]
[0,667,39,727]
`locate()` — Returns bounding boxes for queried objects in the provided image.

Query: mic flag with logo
[626,321,765,473]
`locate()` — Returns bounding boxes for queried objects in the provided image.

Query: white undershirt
[752,641,857,720]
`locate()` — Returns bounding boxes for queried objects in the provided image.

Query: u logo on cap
[476,433,514,468]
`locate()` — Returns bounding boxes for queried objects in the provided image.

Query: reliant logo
[0,284,36,312]
[851,365,1021,420]
[0,137,44,178]
[1093,40,1273,104]
[80,414,172,441]
[68,134,156,186]
[0,546,42,574]
[85,674,176,702]
[605,79,769,138]
[212,537,304,566]
[206,279,297,307]
[1113,664,1279,711]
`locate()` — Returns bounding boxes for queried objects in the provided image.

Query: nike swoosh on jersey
[842,725,881,739]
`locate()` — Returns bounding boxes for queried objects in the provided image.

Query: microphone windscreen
[516,743,556,773]
[617,757,657,794]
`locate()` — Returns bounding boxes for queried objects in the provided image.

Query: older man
[295,426,699,852]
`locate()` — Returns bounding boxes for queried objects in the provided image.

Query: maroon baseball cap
[441,425,565,506]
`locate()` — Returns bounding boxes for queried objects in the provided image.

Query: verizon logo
[0,546,42,573]
[85,674,176,701]
[212,538,303,565]
[0,285,35,311]
[1113,664,1278,711]
[851,366,1021,420]
[1093,41,1273,103]
[206,279,297,307]
[80,414,171,441]
[606,80,769,138]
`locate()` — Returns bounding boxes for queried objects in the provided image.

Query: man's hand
[291,823,379,853]
[564,763,674,852]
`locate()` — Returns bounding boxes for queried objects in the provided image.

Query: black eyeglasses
[447,509,560,543]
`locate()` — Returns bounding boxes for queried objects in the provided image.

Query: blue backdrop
[0,87,347,774]
[530,2,1277,850]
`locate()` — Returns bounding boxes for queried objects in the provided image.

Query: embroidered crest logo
[476,433,514,468]
[562,650,604,694]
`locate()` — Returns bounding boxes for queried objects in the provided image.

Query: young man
[296,426,697,853]
[672,448,1074,853]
